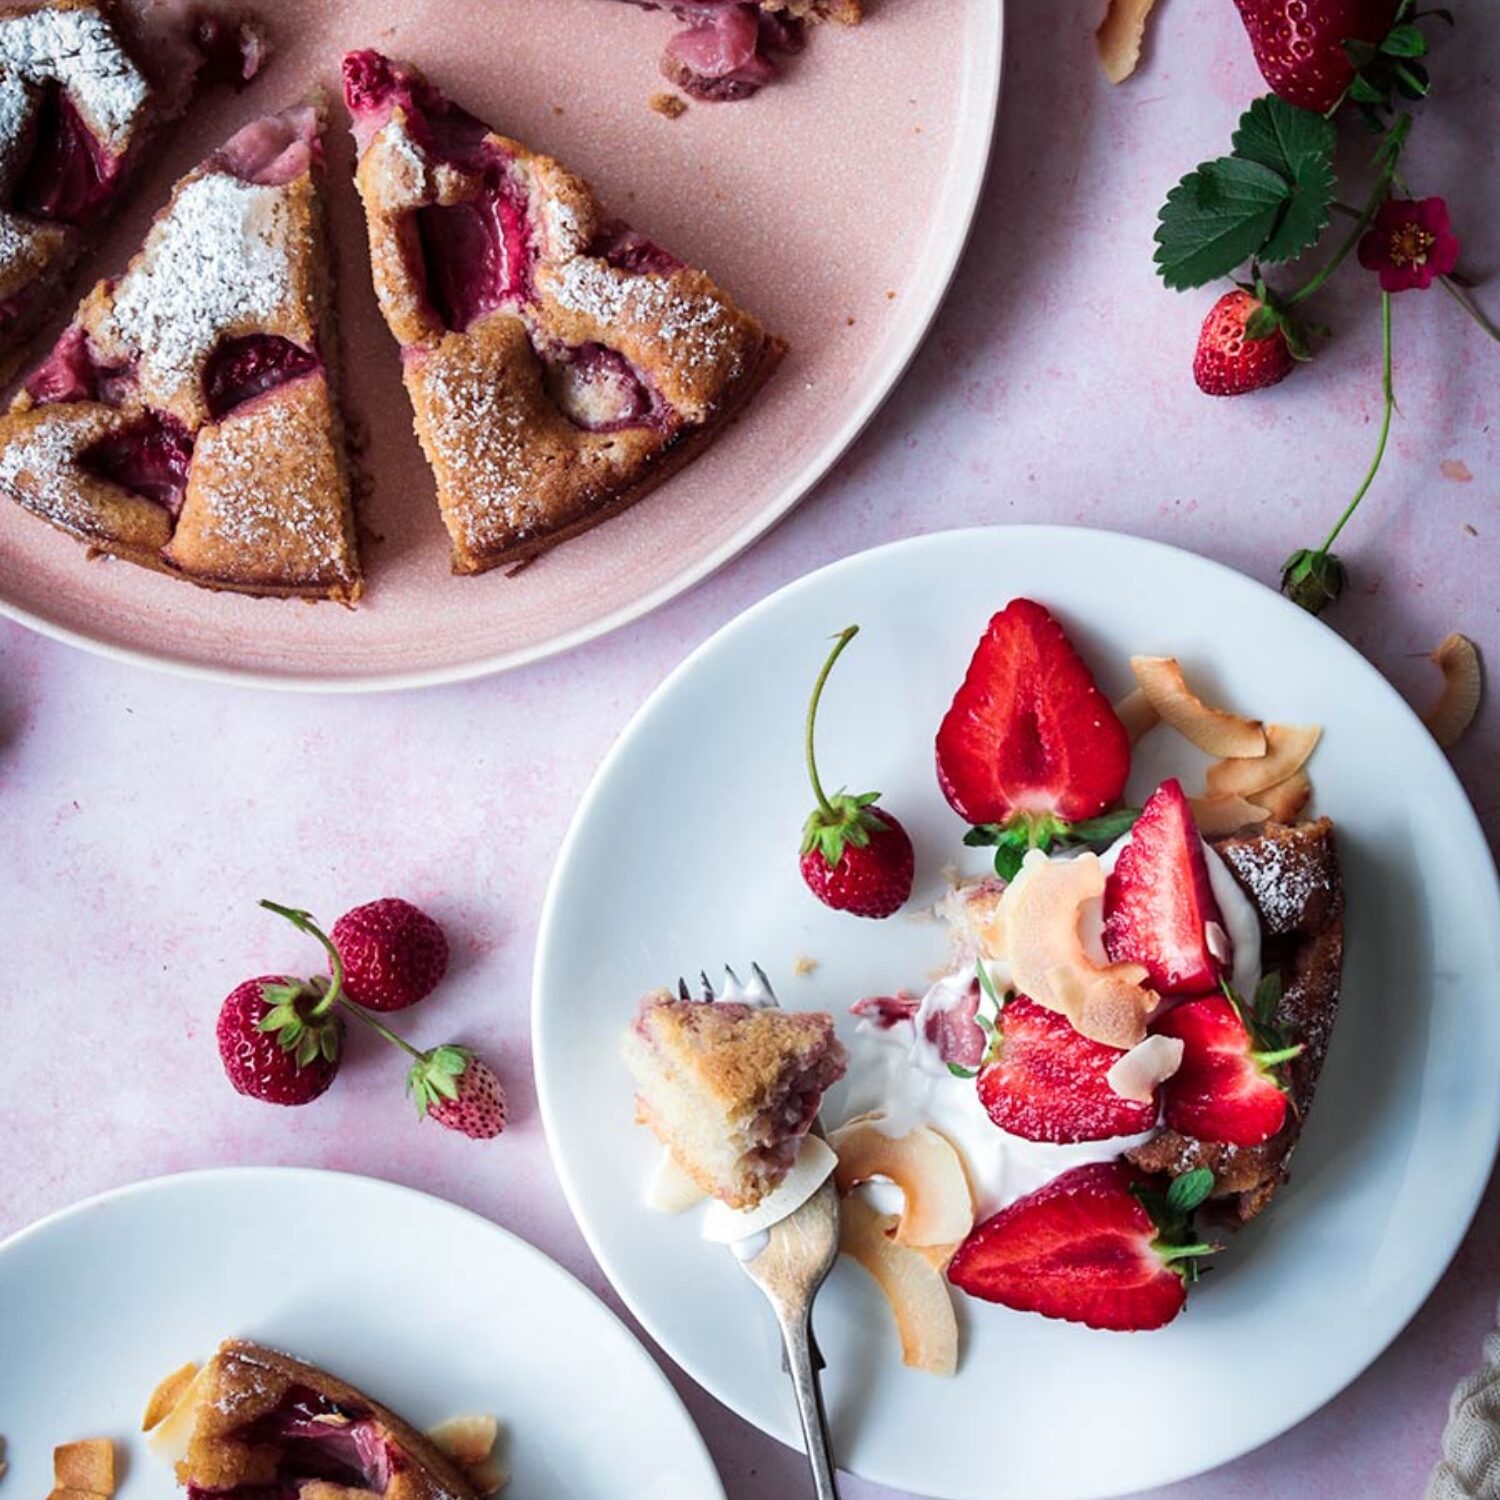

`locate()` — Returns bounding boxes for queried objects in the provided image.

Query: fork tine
[677,976,692,1002]
[700,969,717,1001]
[724,964,742,991]
[750,961,776,1002]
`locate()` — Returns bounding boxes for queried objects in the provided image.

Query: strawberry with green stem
[257,900,507,1139]
[799,626,915,919]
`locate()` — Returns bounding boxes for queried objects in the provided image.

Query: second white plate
[534,524,1500,1500]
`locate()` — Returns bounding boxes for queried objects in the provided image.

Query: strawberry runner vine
[1154,0,1496,616]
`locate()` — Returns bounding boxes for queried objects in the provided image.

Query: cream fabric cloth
[1429,1301,1500,1500]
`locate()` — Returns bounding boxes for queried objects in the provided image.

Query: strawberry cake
[145,1340,493,1500]
[628,597,1343,1362]
[0,0,264,384]
[343,50,784,576]
[0,100,361,600]
[623,985,847,1210]
[607,1,861,101]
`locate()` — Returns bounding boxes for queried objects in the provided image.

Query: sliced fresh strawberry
[1102,778,1227,994]
[1153,986,1302,1147]
[936,599,1131,829]
[946,1161,1216,1331]
[977,997,1156,1143]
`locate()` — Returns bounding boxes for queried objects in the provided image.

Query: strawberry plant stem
[1289,150,1405,309]
[804,625,859,821]
[1440,275,1500,342]
[259,899,345,1018]
[337,998,424,1060]
[1320,293,1395,554]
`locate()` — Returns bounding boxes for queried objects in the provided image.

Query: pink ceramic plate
[0,0,1001,689]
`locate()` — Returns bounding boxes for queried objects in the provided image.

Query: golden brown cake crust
[351,63,784,575]
[180,1340,480,1500]
[0,107,362,602]
[1127,818,1345,1222]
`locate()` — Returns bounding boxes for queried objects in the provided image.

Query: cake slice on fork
[622,988,847,1211]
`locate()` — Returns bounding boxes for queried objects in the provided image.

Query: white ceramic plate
[0,0,1001,691]
[534,525,1500,1500]
[0,1168,724,1500]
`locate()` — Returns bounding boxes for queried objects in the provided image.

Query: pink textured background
[2,2,1498,1498]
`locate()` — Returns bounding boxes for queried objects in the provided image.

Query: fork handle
[777,1304,840,1499]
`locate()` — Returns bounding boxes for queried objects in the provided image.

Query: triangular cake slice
[0,101,361,601]
[0,0,265,383]
[622,991,847,1210]
[146,1340,488,1500]
[342,50,784,575]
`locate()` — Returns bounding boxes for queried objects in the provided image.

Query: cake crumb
[792,955,819,977]
[650,92,687,119]
[552,104,565,116]
[885,290,897,300]
[845,315,856,326]
[1464,522,1478,536]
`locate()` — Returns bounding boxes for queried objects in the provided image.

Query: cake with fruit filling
[0,0,264,383]
[0,100,361,600]
[342,50,783,575]
[622,990,847,1210]
[145,1340,482,1500]
[608,1,860,101]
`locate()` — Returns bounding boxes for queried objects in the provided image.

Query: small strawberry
[1103,778,1228,995]
[1193,290,1295,398]
[331,897,449,1012]
[1153,977,1303,1146]
[935,600,1132,872]
[977,996,1157,1144]
[946,1161,1218,1331]
[798,626,915,920]
[408,1047,508,1139]
[1233,0,1400,115]
[216,975,342,1106]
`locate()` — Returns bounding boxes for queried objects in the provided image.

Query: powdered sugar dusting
[1221,832,1335,935]
[0,5,149,150]
[0,70,34,183]
[549,257,740,372]
[370,120,428,207]
[0,412,96,524]
[103,172,298,407]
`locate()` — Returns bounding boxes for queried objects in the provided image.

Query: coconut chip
[1258,771,1312,823]
[428,1416,507,1495]
[1205,724,1322,798]
[831,1118,974,1247]
[142,1363,199,1432]
[1189,793,1270,837]
[1097,0,1160,83]
[53,1440,114,1496]
[1131,656,1267,758]
[1424,632,1482,748]
[1113,686,1160,745]
[1107,1034,1184,1102]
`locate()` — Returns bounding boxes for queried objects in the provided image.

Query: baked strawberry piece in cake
[342,50,783,575]
[145,1340,488,1500]
[622,990,847,1210]
[0,0,264,383]
[0,100,361,600]
[608,1,861,101]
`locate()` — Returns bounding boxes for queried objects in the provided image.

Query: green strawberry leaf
[1166,1167,1216,1219]
[993,843,1027,882]
[1380,23,1427,56]
[976,958,1006,1010]
[963,824,1006,848]
[947,1061,978,1080]
[1066,808,1141,844]
[1230,97,1336,265]
[1155,156,1290,290]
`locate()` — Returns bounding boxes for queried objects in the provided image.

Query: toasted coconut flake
[49,1488,105,1500]
[1425,633,1483,748]
[1097,0,1160,82]
[1047,965,1154,1051]
[1258,771,1312,823]
[1113,686,1160,745]
[830,1119,974,1247]
[145,1364,214,1463]
[1189,793,1269,837]
[840,1194,958,1376]
[1131,656,1266,758]
[142,1362,199,1431]
[428,1415,498,1468]
[54,1440,115,1496]
[1205,723,1322,798]
[1106,1034,1184,1102]
[467,1453,509,1496]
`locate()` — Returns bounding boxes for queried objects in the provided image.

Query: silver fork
[684,966,842,1500]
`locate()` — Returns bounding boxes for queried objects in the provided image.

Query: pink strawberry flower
[1357,197,1460,293]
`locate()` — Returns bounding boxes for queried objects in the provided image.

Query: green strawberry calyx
[801,625,892,870]
[1132,1167,1222,1286]
[964,807,1141,881]
[407,1044,476,1120]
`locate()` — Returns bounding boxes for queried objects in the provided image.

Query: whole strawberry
[798,626,915,920]
[1194,290,1294,397]
[331,898,449,1012]
[1233,0,1399,116]
[408,1047,508,1139]
[217,975,342,1106]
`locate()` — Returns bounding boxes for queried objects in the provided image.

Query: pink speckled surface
[0,0,995,683]
[3,3,1499,1499]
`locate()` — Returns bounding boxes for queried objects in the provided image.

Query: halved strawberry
[977,997,1156,1143]
[936,599,1131,832]
[1102,778,1227,994]
[1153,982,1302,1147]
[946,1161,1216,1331]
